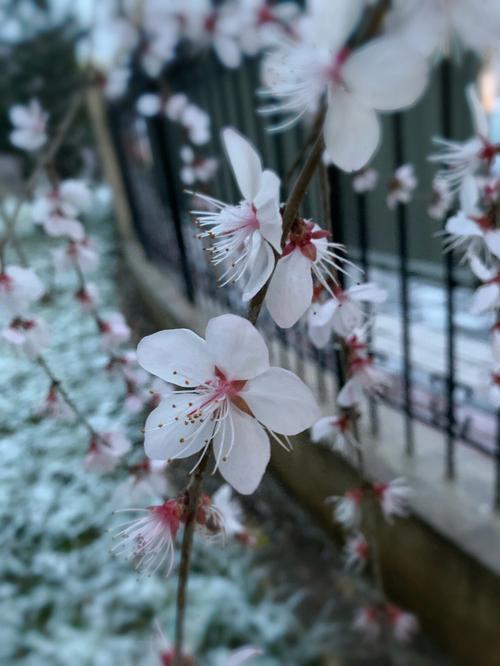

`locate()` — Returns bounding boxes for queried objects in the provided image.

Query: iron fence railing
[107,53,500,510]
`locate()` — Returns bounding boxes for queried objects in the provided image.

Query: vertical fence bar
[328,166,347,389]
[357,192,379,436]
[392,114,415,455]
[147,114,195,302]
[440,61,457,480]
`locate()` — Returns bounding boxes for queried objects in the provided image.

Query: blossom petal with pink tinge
[137,329,213,386]
[213,405,270,494]
[343,38,428,112]
[266,250,313,328]
[242,367,320,435]
[325,87,380,172]
[222,128,262,201]
[205,314,269,380]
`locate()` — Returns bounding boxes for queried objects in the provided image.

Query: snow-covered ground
[0,198,333,666]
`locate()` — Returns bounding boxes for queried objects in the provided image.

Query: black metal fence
[107,53,500,510]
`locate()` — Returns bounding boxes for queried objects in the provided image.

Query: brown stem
[173,451,210,665]
[247,119,325,325]
[36,355,106,445]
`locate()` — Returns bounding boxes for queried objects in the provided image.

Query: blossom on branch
[0,265,44,318]
[193,128,282,302]
[1,316,49,359]
[265,219,346,328]
[310,413,357,454]
[386,164,417,209]
[337,337,387,407]
[373,478,412,522]
[9,99,48,152]
[260,0,429,171]
[52,237,100,273]
[85,431,132,473]
[307,282,387,346]
[137,314,320,494]
[32,179,91,241]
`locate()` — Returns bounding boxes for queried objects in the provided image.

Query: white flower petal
[309,0,363,51]
[144,394,211,461]
[205,314,269,380]
[242,237,275,302]
[137,329,213,386]
[266,250,313,328]
[213,406,270,495]
[459,174,480,213]
[308,320,333,349]
[311,416,337,443]
[470,283,500,315]
[242,367,320,435]
[343,38,428,111]
[324,87,380,172]
[222,128,263,201]
[485,231,500,259]
[348,283,387,303]
[337,377,363,407]
[446,213,482,238]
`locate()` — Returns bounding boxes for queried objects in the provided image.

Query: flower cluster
[431,83,500,409]
[112,483,248,577]
[91,0,301,99]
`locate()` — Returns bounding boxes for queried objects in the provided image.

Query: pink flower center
[150,499,183,537]
[346,488,363,505]
[479,138,500,164]
[325,47,351,85]
[0,272,13,291]
[193,367,251,416]
[332,414,350,432]
[283,219,330,261]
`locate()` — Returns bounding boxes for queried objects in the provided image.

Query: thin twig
[173,451,210,665]
[37,355,105,444]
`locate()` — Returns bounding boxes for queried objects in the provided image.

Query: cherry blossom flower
[428,175,453,221]
[75,283,99,312]
[386,164,417,209]
[1,316,49,359]
[488,366,500,408]
[193,129,282,302]
[112,498,183,577]
[85,431,132,473]
[32,179,91,241]
[352,606,381,641]
[328,488,363,529]
[181,103,211,145]
[265,218,347,328]
[165,93,189,121]
[352,168,379,194]
[9,99,48,152]
[310,413,356,454]
[212,483,246,538]
[114,459,170,505]
[260,0,428,171]
[52,237,100,273]
[137,314,320,494]
[468,261,500,317]
[97,312,131,348]
[307,283,387,346]
[238,0,299,57]
[136,93,162,117]
[443,176,500,261]
[226,646,263,665]
[0,265,44,318]
[103,66,131,100]
[373,478,412,522]
[387,605,419,643]
[344,532,369,571]
[337,345,387,408]
[180,146,218,185]
[388,0,500,57]
[35,381,73,421]
[429,85,498,193]
[185,2,245,69]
